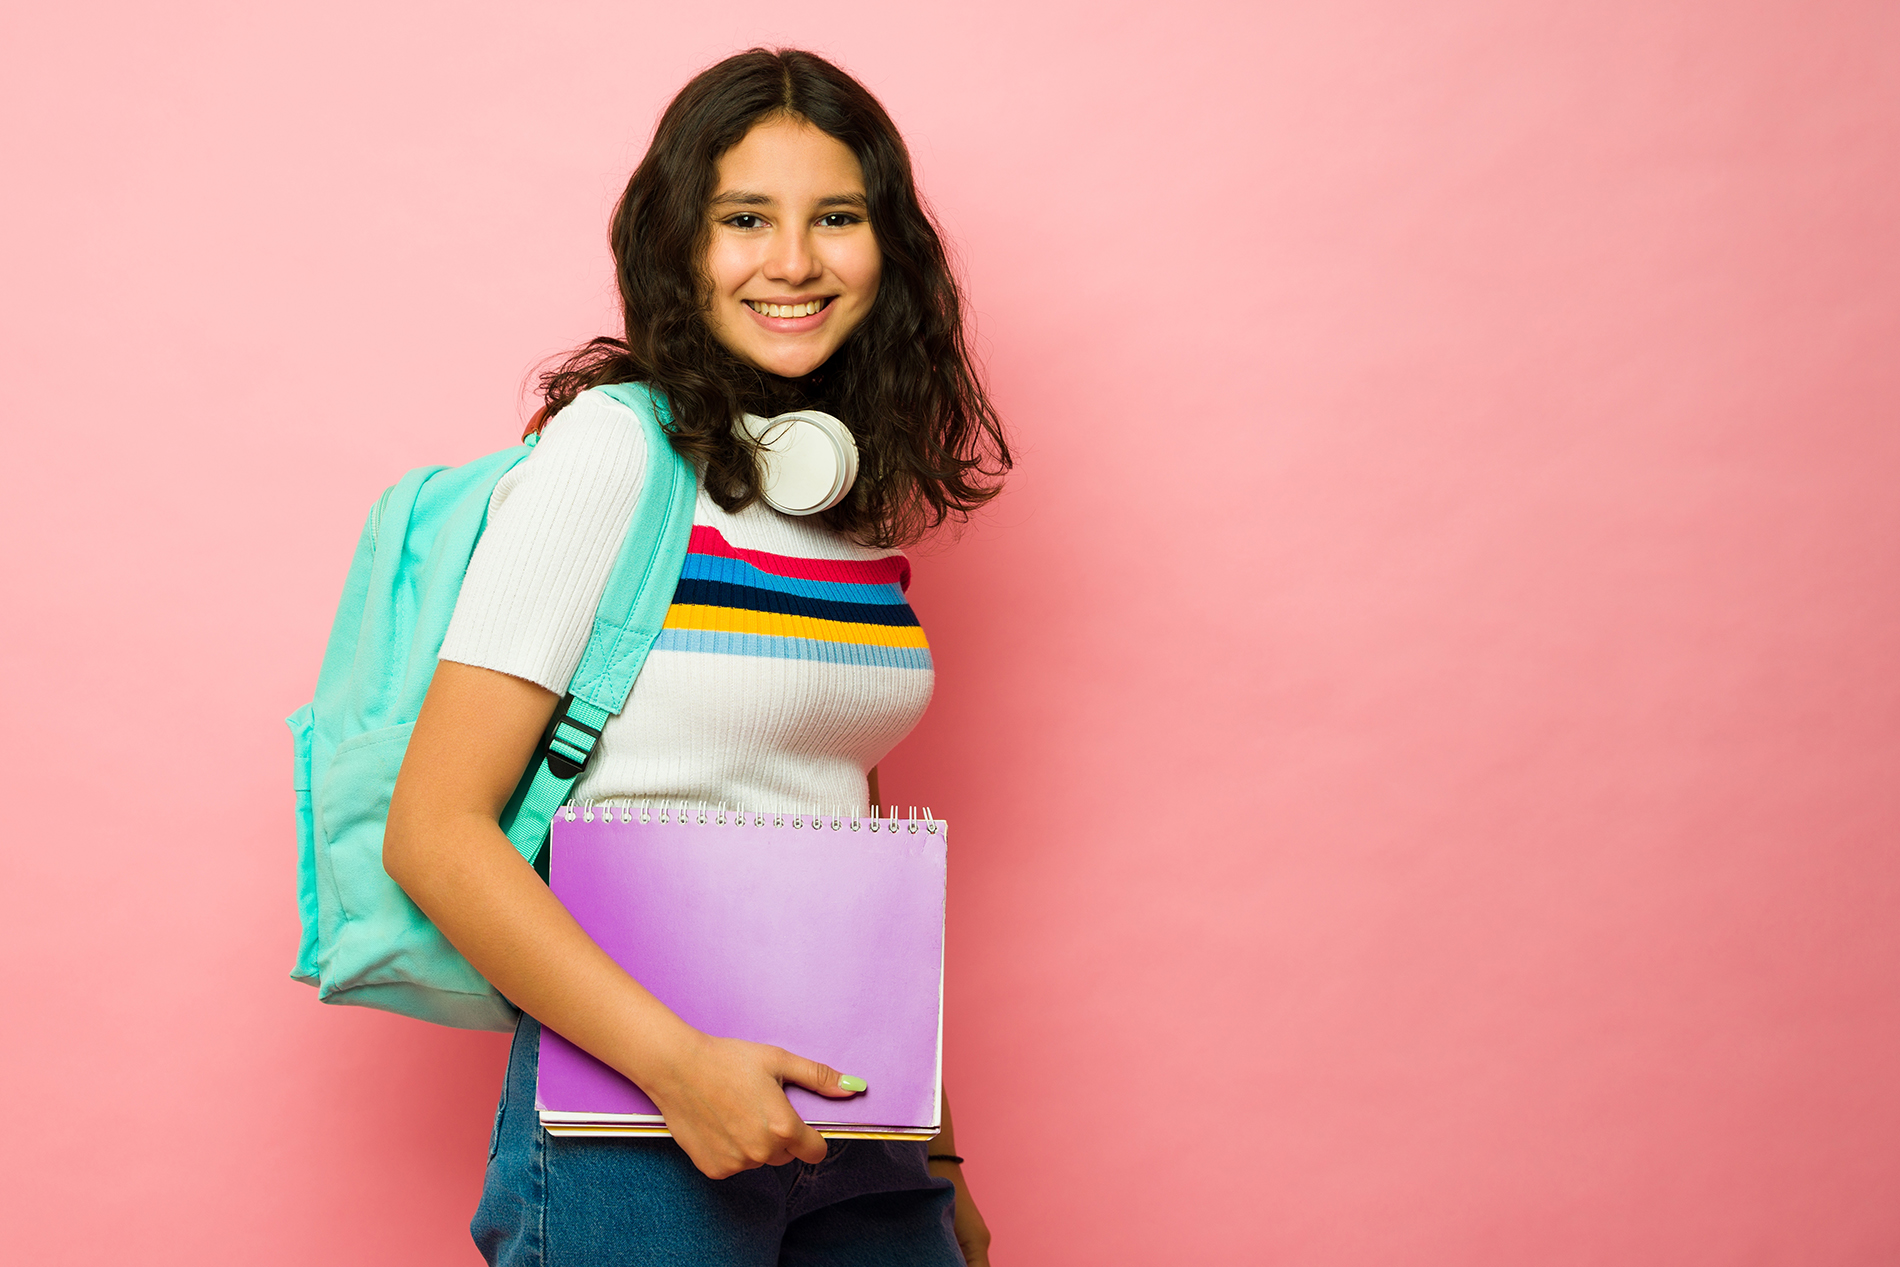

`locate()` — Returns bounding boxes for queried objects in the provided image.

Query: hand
[642,1031,865,1179]
[929,1159,993,1266]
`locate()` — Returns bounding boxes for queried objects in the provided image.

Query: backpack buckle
[539,695,601,781]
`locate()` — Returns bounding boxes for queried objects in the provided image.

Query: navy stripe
[671,578,921,628]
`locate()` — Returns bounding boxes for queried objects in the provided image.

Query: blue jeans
[472,1017,963,1266]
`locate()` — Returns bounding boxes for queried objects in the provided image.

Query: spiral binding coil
[560,802,939,833]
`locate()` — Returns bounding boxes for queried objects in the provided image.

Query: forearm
[386,802,700,1090]
[930,1085,960,1163]
[385,662,860,1180]
[383,660,701,1094]
[929,1086,992,1264]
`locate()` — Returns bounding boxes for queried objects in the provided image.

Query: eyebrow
[710,191,868,210]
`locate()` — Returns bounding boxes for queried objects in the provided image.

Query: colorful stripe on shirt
[655,526,931,669]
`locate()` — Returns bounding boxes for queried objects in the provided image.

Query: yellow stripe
[663,604,930,649]
[542,1126,935,1141]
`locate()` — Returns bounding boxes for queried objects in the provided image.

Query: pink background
[4,2,1898,1263]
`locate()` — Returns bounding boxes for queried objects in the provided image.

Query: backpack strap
[498,383,698,865]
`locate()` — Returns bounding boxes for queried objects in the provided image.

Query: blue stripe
[654,628,934,669]
[678,553,909,605]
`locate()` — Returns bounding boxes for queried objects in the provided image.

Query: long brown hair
[533,48,1009,548]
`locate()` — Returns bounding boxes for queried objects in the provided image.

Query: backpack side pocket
[313,722,516,1030]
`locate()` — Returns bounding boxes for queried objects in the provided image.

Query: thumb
[775,1050,869,1100]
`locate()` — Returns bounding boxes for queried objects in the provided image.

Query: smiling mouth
[744,298,833,319]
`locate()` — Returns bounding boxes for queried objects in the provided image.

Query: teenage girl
[382,48,1008,1267]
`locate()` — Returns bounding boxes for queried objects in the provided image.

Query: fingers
[661,1040,865,1179]
[774,1049,869,1100]
[768,1048,864,1164]
[683,1112,824,1178]
[785,1117,829,1166]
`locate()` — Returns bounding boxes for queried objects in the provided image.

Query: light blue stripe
[679,554,909,605]
[655,628,933,669]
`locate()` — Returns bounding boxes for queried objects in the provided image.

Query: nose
[763,225,822,286]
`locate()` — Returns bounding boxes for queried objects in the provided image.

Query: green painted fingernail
[839,1075,867,1092]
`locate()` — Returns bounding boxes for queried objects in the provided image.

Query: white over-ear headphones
[738,411,860,516]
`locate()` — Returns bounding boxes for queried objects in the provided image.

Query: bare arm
[383,660,861,1178]
[930,1088,993,1265]
[872,766,992,1264]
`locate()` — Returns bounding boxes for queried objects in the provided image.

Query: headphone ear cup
[803,412,859,507]
[739,410,859,515]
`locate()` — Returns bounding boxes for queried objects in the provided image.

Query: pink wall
[4,2,1897,1262]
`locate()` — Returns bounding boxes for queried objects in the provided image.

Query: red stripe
[686,525,911,591]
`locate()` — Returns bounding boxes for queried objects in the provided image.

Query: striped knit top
[663,525,929,671]
[439,388,934,815]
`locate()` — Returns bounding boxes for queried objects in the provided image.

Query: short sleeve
[439,390,653,694]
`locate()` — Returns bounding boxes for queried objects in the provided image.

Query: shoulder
[532,388,653,465]
[488,388,657,509]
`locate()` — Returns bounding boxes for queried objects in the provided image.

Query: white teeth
[750,300,824,318]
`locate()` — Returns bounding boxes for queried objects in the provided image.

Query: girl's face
[702,116,882,379]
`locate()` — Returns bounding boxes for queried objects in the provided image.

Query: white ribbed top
[439,390,934,814]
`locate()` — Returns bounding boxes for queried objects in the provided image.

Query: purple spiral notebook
[535,805,947,1140]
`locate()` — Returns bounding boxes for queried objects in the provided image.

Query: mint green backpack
[286,383,696,1031]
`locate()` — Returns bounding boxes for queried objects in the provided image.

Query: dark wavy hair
[531,48,1009,548]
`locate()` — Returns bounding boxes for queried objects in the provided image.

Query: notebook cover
[536,811,947,1131]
